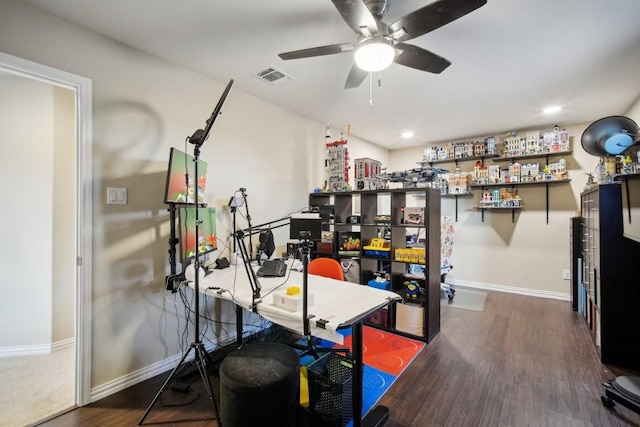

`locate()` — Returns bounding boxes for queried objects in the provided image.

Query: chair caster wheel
[601,394,615,408]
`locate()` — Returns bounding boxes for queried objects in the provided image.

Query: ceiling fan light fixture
[355,38,395,72]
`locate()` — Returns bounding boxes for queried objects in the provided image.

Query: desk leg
[236,305,243,346]
[352,321,390,427]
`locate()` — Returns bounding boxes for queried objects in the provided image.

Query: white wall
[390,123,600,297]
[626,95,640,139]
[0,0,388,390]
[52,85,76,343]
[0,72,53,346]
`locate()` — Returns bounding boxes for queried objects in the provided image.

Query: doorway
[0,51,92,423]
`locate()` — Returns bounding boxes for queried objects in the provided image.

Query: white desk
[194,260,400,345]
[189,259,401,427]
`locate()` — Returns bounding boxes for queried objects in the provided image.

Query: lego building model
[502,127,570,157]
[447,165,470,194]
[480,187,522,208]
[354,157,386,190]
[424,137,497,163]
[472,158,568,184]
[324,138,350,192]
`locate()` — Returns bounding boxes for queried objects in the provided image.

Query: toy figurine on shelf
[404,280,422,298]
[584,173,596,190]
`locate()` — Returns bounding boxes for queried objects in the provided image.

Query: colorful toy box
[394,247,426,264]
[363,238,391,258]
[338,231,360,256]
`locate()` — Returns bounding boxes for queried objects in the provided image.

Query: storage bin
[307,352,354,426]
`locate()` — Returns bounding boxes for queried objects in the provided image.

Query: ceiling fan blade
[278,43,354,60]
[394,43,451,74]
[345,64,369,89]
[330,0,379,36]
[389,0,487,42]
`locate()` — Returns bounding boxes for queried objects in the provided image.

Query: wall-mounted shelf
[469,178,571,188]
[422,131,573,223]
[470,179,571,223]
[473,205,523,222]
[441,192,472,221]
[426,154,499,165]
[491,150,573,162]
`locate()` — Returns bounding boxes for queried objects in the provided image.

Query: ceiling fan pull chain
[369,72,373,107]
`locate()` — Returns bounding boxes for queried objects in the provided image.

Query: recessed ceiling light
[402,131,415,138]
[543,106,561,114]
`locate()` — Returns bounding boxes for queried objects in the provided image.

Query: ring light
[581,116,639,156]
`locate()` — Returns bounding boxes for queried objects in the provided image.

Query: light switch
[107,187,127,205]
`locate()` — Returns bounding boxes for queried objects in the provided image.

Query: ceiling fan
[278,0,487,89]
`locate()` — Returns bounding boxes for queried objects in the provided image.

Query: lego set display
[471,157,568,185]
[501,126,570,157]
[423,136,497,162]
[323,138,350,192]
[479,188,522,208]
[354,157,386,190]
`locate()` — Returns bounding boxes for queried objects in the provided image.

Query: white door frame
[0,51,92,405]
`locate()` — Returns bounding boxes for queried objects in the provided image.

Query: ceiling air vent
[253,66,293,86]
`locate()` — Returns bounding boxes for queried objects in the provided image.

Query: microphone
[188,129,204,145]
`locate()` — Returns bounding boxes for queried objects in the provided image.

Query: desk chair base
[602,376,640,415]
[291,335,349,360]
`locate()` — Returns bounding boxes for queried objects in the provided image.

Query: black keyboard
[256,259,287,277]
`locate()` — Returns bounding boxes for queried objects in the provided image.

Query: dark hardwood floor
[38,289,640,426]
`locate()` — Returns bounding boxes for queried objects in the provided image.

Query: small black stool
[219,341,300,427]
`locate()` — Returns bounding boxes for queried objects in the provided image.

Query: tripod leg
[194,344,222,424]
[138,345,195,425]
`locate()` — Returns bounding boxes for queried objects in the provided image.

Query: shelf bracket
[546,183,550,224]
[454,195,459,222]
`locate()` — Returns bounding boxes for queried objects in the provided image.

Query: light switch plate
[107,187,127,205]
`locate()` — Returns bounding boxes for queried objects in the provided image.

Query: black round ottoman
[219,342,300,427]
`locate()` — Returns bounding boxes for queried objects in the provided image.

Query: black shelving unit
[580,184,640,370]
[570,216,583,312]
[309,188,441,342]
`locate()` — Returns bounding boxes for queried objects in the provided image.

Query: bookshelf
[579,184,640,370]
[308,188,441,342]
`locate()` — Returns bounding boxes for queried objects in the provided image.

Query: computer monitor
[164,147,208,204]
[178,206,217,264]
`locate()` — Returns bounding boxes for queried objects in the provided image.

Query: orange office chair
[307,257,344,281]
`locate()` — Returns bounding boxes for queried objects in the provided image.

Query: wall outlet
[562,269,571,280]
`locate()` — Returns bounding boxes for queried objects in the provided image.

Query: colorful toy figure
[404,280,421,298]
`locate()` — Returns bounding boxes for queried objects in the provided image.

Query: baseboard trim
[90,328,260,402]
[447,278,571,302]
[0,337,75,357]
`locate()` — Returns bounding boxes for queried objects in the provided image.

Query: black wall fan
[278,0,487,89]
[581,116,639,157]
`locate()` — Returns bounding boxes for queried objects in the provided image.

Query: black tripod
[139,79,234,426]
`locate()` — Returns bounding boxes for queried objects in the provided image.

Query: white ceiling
[23,0,640,150]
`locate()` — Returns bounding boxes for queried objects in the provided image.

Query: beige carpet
[441,287,487,311]
[0,347,74,427]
